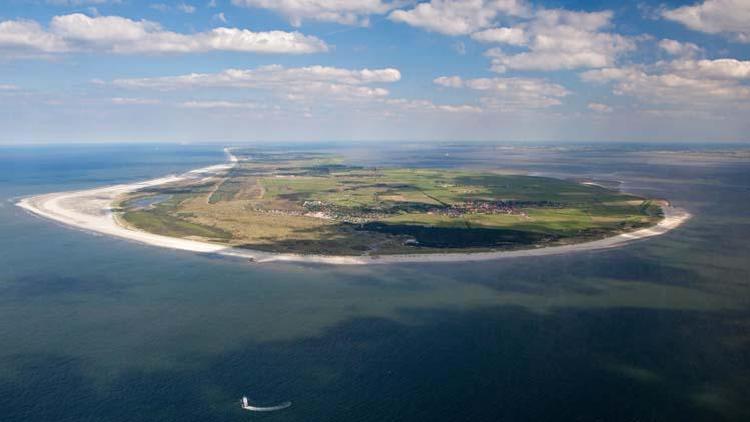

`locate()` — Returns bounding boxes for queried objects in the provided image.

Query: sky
[0,0,749,143]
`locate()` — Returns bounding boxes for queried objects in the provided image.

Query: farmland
[116,149,664,256]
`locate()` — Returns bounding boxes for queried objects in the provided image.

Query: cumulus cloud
[112,65,401,101]
[434,75,569,109]
[434,75,464,88]
[0,19,70,55]
[484,10,636,73]
[0,13,328,58]
[46,0,121,5]
[587,102,612,113]
[231,0,398,27]
[110,97,161,105]
[212,12,228,24]
[385,98,482,113]
[668,58,750,80]
[581,58,750,108]
[178,100,262,109]
[389,0,530,35]
[658,39,702,58]
[390,3,635,73]
[662,0,750,43]
[470,26,526,45]
[176,3,196,14]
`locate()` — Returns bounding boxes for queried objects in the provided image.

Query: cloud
[484,10,636,72]
[212,12,228,24]
[668,58,750,80]
[149,3,169,12]
[434,75,463,88]
[662,0,750,43]
[179,100,262,109]
[389,0,530,35]
[0,19,70,55]
[111,97,161,105]
[0,83,20,91]
[434,75,569,109]
[177,3,196,13]
[0,14,328,57]
[581,59,750,108]
[112,65,401,101]
[46,0,121,5]
[470,27,526,45]
[231,0,398,27]
[390,4,635,73]
[658,39,702,58]
[587,102,612,113]
[385,98,482,113]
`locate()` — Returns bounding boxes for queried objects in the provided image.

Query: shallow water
[0,143,748,421]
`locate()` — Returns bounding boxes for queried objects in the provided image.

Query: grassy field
[117,149,664,255]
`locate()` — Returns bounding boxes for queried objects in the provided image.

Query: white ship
[240,396,292,412]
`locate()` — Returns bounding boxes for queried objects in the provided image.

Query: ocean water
[0,143,748,422]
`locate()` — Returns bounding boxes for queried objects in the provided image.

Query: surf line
[240,396,292,412]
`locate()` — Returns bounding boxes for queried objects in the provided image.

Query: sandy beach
[16,149,692,265]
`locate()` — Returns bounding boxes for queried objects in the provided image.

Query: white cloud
[434,75,569,109]
[470,26,526,45]
[179,100,261,109]
[232,0,398,26]
[389,0,530,35]
[149,3,169,12]
[0,19,69,54]
[658,39,702,57]
[485,10,636,72]
[0,14,328,57]
[0,84,19,91]
[390,4,635,73]
[47,0,121,5]
[385,98,482,113]
[668,58,750,80]
[111,97,161,105]
[662,0,750,43]
[452,41,466,55]
[581,61,750,108]
[112,65,401,101]
[433,75,464,88]
[212,12,228,24]
[177,3,197,13]
[587,102,612,113]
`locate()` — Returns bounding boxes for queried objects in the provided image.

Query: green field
[117,149,664,255]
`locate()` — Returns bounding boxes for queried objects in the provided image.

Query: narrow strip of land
[15,149,691,265]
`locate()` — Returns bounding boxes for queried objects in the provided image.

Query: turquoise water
[1,143,748,421]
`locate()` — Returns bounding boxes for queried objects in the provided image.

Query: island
[107,148,678,258]
[16,147,691,264]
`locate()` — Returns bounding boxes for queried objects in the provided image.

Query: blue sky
[1,0,749,143]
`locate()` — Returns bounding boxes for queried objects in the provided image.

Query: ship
[240,396,292,412]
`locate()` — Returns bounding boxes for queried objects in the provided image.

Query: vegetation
[117,149,664,255]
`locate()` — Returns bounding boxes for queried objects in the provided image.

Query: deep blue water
[0,143,749,422]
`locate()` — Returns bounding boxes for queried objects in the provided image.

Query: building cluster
[435,200,526,217]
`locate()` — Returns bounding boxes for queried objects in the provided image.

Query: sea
[0,142,748,421]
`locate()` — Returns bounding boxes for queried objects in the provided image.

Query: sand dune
[16,149,691,265]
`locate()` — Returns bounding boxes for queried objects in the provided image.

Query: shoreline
[15,149,692,265]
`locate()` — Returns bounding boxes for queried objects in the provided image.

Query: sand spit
[16,149,691,265]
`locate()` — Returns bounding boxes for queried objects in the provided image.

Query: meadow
[117,149,663,255]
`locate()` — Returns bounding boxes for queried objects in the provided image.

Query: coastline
[15,149,692,265]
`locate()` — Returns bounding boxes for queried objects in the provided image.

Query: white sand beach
[16,149,692,265]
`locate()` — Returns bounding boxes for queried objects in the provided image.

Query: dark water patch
[0,274,128,300]
[2,306,749,421]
